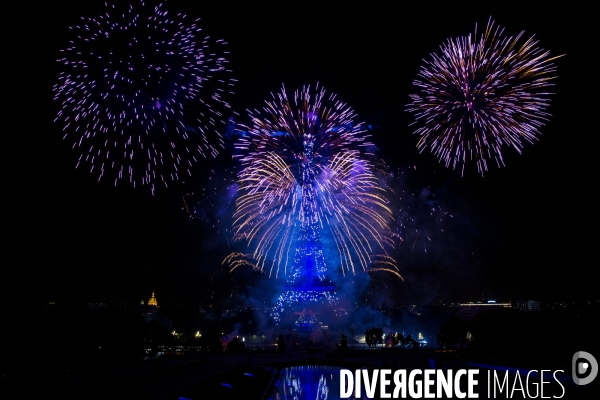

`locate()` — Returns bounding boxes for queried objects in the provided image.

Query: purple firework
[53,0,235,193]
[406,18,563,176]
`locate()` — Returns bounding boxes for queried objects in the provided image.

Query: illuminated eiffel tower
[271,132,337,327]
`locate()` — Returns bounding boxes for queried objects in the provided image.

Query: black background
[5,1,595,307]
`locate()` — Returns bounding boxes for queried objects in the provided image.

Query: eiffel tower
[271,132,337,327]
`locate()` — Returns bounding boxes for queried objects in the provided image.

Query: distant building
[457,301,511,320]
[148,291,158,307]
[515,299,540,312]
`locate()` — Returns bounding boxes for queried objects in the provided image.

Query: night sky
[5,1,595,307]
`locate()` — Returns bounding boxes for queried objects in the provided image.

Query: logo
[572,351,598,385]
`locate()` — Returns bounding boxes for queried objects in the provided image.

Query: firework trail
[406,17,563,176]
[225,84,400,280]
[385,166,452,255]
[53,0,235,194]
[183,166,237,238]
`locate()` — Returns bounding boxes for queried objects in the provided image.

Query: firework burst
[406,17,563,176]
[53,0,235,193]
[226,84,400,279]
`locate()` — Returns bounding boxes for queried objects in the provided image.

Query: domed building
[148,290,158,307]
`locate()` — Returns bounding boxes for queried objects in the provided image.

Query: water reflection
[275,365,341,400]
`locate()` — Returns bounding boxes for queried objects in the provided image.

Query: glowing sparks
[406,17,563,176]
[227,84,399,279]
[53,0,235,193]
